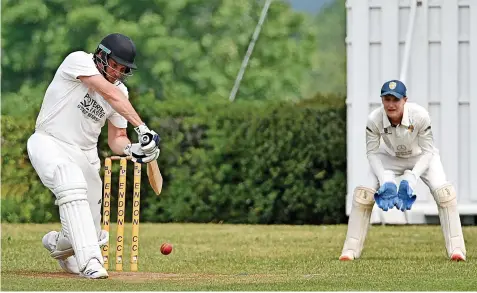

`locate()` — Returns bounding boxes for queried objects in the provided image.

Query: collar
[382,103,410,129]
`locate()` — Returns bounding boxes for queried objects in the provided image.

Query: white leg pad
[432,183,466,258]
[340,186,375,259]
[53,163,103,272]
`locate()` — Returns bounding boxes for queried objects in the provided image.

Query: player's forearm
[411,152,433,177]
[366,123,386,184]
[108,135,131,155]
[412,121,435,177]
[105,93,143,127]
[79,75,144,127]
[367,154,387,185]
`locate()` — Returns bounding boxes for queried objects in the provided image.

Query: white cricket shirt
[365,102,437,181]
[35,51,128,150]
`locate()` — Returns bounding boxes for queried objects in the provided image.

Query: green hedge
[1,94,347,224]
[1,116,59,222]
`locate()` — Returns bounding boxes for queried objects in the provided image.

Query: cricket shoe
[450,249,466,262]
[80,258,109,279]
[42,231,80,274]
[339,250,355,261]
[49,230,109,260]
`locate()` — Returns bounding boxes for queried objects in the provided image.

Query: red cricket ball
[160,243,173,255]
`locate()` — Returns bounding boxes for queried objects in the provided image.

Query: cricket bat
[147,160,163,195]
[139,133,163,195]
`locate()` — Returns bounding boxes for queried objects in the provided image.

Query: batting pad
[433,184,466,257]
[53,163,103,272]
[341,186,376,259]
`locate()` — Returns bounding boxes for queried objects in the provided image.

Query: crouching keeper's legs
[339,186,376,260]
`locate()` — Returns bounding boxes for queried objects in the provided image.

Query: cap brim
[381,91,404,99]
[111,55,137,70]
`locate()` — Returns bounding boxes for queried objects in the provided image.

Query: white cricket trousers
[26,131,104,233]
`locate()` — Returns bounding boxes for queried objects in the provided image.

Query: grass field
[1,223,476,291]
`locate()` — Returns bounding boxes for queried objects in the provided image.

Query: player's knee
[353,186,376,206]
[432,183,457,207]
[52,163,88,205]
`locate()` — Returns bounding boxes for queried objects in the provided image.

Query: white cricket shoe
[80,258,109,279]
[49,230,109,260]
[42,231,80,274]
[450,249,466,261]
[339,250,355,261]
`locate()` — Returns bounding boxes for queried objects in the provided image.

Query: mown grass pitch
[1,223,476,291]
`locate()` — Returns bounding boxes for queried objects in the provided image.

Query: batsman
[27,33,161,279]
[339,80,466,261]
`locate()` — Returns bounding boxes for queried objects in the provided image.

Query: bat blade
[146,160,163,195]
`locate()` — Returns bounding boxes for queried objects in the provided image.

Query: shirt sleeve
[366,118,387,185]
[60,51,101,81]
[107,84,129,129]
[411,114,435,177]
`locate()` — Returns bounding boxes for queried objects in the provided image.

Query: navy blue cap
[380,80,407,99]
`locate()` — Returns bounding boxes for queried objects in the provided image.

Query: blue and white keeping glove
[123,143,160,164]
[134,124,161,155]
[375,183,399,211]
[396,170,418,212]
[374,170,399,211]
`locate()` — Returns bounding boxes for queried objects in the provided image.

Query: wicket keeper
[27,33,161,278]
[339,80,466,261]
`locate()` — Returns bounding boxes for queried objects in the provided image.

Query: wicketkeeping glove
[395,170,418,211]
[374,182,399,211]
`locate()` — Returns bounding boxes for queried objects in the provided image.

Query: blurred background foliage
[1,0,347,224]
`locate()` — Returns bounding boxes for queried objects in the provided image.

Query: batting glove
[124,143,160,164]
[134,124,161,154]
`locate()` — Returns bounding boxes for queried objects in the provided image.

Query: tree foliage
[1,0,349,224]
[311,0,347,96]
[1,0,334,102]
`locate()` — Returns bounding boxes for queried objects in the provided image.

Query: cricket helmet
[94,33,137,82]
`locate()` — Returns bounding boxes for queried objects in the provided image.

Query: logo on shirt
[396,144,412,156]
[397,145,407,151]
[78,93,105,122]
